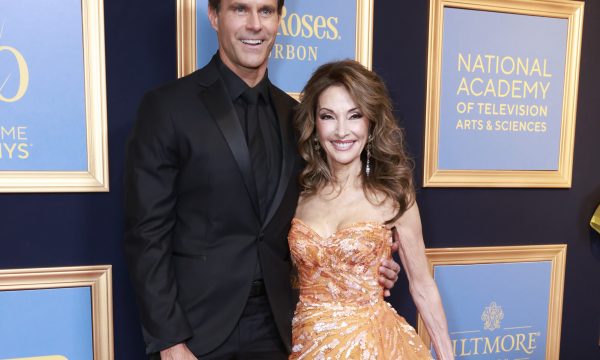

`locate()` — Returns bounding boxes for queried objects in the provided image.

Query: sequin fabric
[288,218,433,360]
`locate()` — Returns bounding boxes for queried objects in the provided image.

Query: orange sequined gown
[288,218,433,360]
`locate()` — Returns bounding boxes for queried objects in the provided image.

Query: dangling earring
[366,134,373,176]
[313,135,320,152]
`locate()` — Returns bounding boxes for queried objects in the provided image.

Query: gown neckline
[291,217,387,241]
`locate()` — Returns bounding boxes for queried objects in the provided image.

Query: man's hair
[209,0,285,14]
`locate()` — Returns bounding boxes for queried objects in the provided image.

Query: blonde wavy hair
[294,60,415,224]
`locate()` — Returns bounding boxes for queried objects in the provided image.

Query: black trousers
[151,294,288,360]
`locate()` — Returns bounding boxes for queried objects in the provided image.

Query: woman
[289,60,454,359]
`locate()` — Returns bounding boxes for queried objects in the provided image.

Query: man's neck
[219,52,267,88]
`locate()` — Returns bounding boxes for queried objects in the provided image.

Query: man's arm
[159,343,198,360]
[124,91,193,354]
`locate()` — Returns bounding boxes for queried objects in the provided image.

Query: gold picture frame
[0,265,114,359]
[176,0,374,99]
[423,0,584,188]
[417,245,566,359]
[0,0,108,192]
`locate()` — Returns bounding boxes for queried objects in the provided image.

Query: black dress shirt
[216,57,282,215]
[216,56,283,281]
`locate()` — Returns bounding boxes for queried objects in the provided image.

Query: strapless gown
[288,218,433,360]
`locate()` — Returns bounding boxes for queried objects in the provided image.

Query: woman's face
[315,85,369,171]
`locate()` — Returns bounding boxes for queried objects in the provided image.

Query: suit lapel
[196,65,261,219]
[262,86,297,229]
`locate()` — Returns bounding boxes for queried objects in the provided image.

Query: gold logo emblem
[0,21,30,103]
[481,301,504,331]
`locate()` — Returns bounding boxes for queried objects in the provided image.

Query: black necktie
[241,88,268,220]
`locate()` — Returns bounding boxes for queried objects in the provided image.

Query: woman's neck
[327,161,363,193]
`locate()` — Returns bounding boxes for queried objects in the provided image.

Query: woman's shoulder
[295,191,315,218]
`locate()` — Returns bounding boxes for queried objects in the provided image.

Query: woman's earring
[366,134,373,176]
[313,135,321,152]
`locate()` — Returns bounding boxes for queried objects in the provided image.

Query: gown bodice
[288,218,433,360]
[290,218,391,306]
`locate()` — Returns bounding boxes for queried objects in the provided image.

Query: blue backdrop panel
[438,8,567,170]
[0,287,94,359]
[434,261,551,359]
[0,0,88,171]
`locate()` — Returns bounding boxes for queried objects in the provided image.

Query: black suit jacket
[124,56,301,355]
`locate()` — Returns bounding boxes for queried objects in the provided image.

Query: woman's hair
[295,60,415,224]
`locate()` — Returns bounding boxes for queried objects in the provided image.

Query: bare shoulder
[294,192,315,219]
[372,194,404,223]
[397,201,421,225]
[392,202,423,239]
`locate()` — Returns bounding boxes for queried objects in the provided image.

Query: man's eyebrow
[259,4,276,10]
[228,1,247,9]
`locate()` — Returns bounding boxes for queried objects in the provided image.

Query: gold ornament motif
[481,301,504,331]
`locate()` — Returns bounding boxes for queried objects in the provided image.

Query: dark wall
[1,0,598,358]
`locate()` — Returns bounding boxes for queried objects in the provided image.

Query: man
[124,0,400,358]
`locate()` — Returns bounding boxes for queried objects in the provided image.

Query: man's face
[209,0,280,82]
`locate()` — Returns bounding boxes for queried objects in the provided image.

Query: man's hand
[379,240,401,297]
[160,343,198,360]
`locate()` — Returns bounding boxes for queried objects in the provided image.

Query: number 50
[0,45,29,103]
